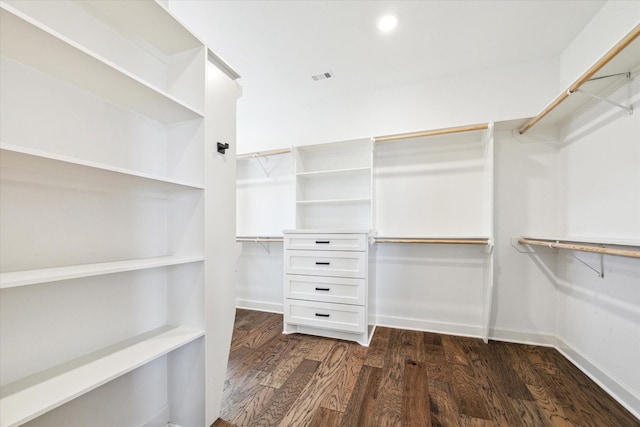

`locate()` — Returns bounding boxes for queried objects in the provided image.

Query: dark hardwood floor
[213,309,639,427]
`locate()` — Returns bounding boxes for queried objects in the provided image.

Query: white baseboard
[489,328,557,347]
[141,405,169,427]
[375,314,483,339]
[490,328,640,420]
[236,299,283,314]
[555,336,640,420]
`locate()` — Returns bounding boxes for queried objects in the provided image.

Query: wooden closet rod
[373,124,489,143]
[236,236,284,243]
[236,148,291,159]
[518,238,640,259]
[519,24,640,135]
[375,238,489,245]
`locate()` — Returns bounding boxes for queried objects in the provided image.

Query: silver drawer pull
[315,240,330,244]
[315,313,330,318]
[315,261,330,265]
[315,287,330,291]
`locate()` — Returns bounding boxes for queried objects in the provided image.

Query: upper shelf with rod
[373,123,491,144]
[236,236,284,243]
[513,237,640,278]
[515,237,640,258]
[375,236,491,245]
[518,24,640,137]
[236,148,292,160]
[236,147,292,176]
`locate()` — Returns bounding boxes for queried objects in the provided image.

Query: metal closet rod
[236,148,291,159]
[518,238,640,259]
[375,238,490,245]
[373,124,489,143]
[519,24,640,135]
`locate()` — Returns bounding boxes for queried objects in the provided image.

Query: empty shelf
[0,326,204,427]
[0,145,204,193]
[375,236,491,245]
[1,255,204,289]
[296,167,371,179]
[0,5,204,124]
[296,198,371,205]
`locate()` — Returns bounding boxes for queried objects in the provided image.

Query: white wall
[490,131,561,343]
[375,132,489,237]
[554,77,640,416]
[236,242,285,313]
[236,154,295,237]
[374,244,487,336]
[237,57,558,152]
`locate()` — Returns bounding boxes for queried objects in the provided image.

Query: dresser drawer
[285,275,365,305]
[284,233,366,251]
[284,299,365,333]
[285,250,366,278]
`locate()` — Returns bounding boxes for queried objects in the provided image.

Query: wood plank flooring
[213,309,639,427]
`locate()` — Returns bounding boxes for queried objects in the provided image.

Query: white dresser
[283,230,375,346]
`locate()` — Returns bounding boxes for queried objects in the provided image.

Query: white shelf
[80,1,203,56]
[0,255,204,289]
[296,167,371,179]
[521,236,640,248]
[283,229,372,235]
[520,28,640,133]
[0,326,204,427]
[375,236,491,245]
[296,198,371,205]
[0,5,204,124]
[376,234,491,240]
[0,144,204,193]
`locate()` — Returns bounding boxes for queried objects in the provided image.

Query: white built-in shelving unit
[235,126,496,341]
[295,139,373,230]
[0,1,236,426]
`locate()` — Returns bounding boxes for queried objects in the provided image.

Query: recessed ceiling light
[377,14,397,33]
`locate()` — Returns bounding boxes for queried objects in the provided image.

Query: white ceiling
[169,0,606,115]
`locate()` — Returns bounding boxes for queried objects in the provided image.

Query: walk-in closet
[1,1,638,426]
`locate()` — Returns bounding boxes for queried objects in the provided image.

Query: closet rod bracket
[484,239,494,254]
[511,237,537,253]
[570,252,604,278]
[255,156,282,177]
[568,72,633,115]
[258,241,271,253]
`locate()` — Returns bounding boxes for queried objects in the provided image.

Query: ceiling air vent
[311,71,334,82]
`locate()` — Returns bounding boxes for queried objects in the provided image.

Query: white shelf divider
[0,326,204,427]
[0,5,204,124]
[0,145,204,192]
[0,255,204,289]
